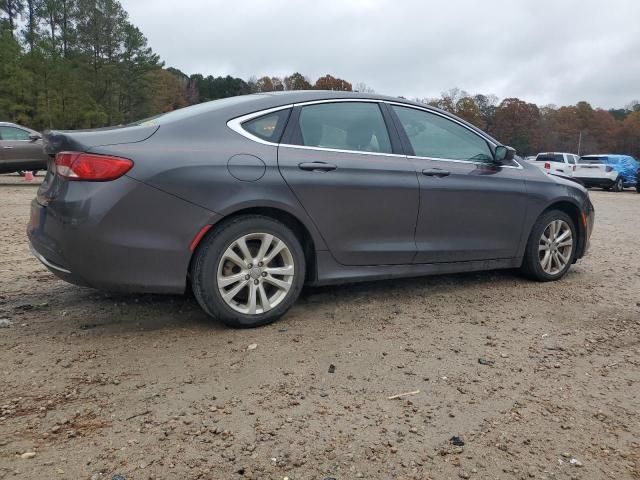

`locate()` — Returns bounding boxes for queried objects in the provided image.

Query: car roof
[151,90,501,145]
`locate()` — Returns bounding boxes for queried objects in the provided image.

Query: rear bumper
[577,177,616,188]
[27,176,221,294]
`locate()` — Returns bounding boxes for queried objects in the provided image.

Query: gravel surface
[0,173,639,479]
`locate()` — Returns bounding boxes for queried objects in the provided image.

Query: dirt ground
[0,173,638,480]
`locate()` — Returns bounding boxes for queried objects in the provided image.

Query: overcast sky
[120,0,639,109]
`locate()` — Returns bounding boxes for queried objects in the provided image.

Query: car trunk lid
[38,124,158,205]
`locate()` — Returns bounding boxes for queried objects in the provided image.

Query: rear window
[242,109,291,143]
[537,154,564,162]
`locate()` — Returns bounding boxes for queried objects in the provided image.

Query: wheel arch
[189,206,318,284]
[538,199,586,261]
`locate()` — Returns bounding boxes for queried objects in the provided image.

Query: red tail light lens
[55,152,133,181]
[544,162,550,169]
[605,166,613,173]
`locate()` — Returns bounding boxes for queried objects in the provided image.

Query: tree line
[1,0,639,159]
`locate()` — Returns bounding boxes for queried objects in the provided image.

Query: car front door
[389,104,527,264]
[277,101,419,266]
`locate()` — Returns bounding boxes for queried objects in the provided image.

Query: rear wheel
[521,210,576,282]
[191,215,305,328]
[613,176,624,192]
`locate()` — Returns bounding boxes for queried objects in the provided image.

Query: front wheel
[191,215,305,328]
[613,176,624,192]
[521,210,576,282]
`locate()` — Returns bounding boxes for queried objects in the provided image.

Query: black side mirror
[494,145,516,164]
[29,133,41,142]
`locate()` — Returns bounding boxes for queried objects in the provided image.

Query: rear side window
[242,109,291,143]
[0,126,31,141]
[392,105,493,162]
[537,154,564,163]
[297,102,392,154]
[567,155,576,165]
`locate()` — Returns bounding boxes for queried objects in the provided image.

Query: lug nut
[245,274,250,280]
[248,263,252,268]
[254,279,259,285]
[262,272,267,277]
[258,262,263,267]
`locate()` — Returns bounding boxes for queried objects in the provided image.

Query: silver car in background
[0,122,47,175]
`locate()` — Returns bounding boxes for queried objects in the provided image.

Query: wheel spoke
[264,275,290,291]
[247,283,257,314]
[223,248,246,268]
[222,279,249,302]
[541,251,552,271]
[236,237,253,263]
[539,243,549,252]
[218,272,246,288]
[263,240,286,265]
[556,228,571,243]
[256,234,274,262]
[557,239,573,248]
[258,283,271,312]
[265,265,294,276]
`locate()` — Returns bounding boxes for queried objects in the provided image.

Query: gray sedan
[0,122,47,175]
[28,91,594,327]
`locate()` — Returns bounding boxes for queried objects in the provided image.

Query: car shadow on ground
[34,268,529,335]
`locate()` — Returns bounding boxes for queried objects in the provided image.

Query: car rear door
[388,104,527,263]
[277,100,419,266]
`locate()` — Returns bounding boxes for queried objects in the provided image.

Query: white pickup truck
[528,152,579,178]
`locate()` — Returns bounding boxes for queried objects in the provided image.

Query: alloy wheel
[538,219,573,275]
[216,233,295,315]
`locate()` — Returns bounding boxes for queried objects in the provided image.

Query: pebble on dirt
[0,318,11,328]
[450,436,465,447]
[328,364,336,373]
[478,358,495,366]
[20,452,36,459]
[247,343,258,350]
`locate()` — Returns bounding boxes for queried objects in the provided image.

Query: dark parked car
[0,122,47,175]
[28,91,595,327]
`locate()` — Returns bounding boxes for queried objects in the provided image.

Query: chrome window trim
[226,98,522,169]
[279,143,406,158]
[227,104,294,146]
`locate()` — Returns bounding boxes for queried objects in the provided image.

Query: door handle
[298,162,337,172]
[422,168,450,177]
[3,146,14,149]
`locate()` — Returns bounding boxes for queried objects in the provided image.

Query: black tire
[191,215,306,328]
[613,176,624,192]
[520,210,576,282]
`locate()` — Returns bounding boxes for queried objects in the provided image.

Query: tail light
[605,166,613,173]
[544,162,551,169]
[55,152,133,181]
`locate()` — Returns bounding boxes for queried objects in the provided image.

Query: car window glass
[242,109,290,143]
[392,106,493,162]
[297,102,392,154]
[567,155,576,164]
[0,126,31,141]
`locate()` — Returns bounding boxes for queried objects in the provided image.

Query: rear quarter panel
[89,108,328,252]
